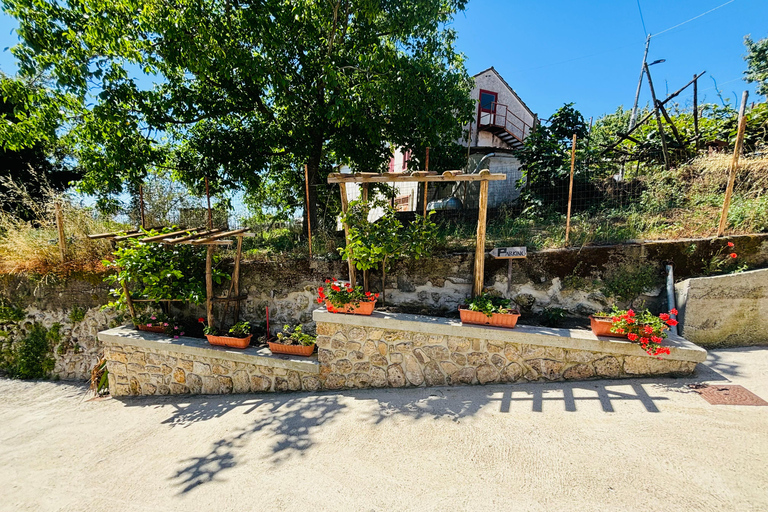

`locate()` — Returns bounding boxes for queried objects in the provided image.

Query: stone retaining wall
[100,311,706,396]
[100,328,320,396]
[314,311,706,390]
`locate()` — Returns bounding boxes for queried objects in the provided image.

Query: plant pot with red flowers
[317,279,378,316]
[459,293,520,329]
[201,319,253,349]
[134,311,171,333]
[268,324,316,356]
[589,312,626,338]
[595,306,678,357]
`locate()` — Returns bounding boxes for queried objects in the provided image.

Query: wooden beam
[190,228,250,244]
[473,179,490,297]
[113,232,148,241]
[87,230,140,240]
[339,182,356,287]
[327,172,505,184]
[718,91,749,237]
[183,240,233,246]
[55,202,66,263]
[140,227,204,243]
[659,104,685,147]
[645,62,670,170]
[164,228,224,244]
[233,235,243,321]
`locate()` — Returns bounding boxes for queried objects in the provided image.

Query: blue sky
[1,0,766,121]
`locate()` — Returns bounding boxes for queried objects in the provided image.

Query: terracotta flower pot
[458,306,520,329]
[137,324,165,334]
[268,342,315,357]
[325,299,376,315]
[589,316,626,338]
[206,334,252,349]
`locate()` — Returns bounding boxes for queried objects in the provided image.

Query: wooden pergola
[88,226,252,328]
[327,169,506,296]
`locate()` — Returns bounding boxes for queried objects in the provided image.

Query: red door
[478,89,497,126]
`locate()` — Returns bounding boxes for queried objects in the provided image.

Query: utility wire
[636,0,649,37]
[652,0,736,38]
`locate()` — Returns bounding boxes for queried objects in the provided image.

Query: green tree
[5,0,474,230]
[0,75,81,220]
[744,35,768,97]
[516,103,591,214]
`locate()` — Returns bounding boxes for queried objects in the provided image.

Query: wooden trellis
[88,226,252,328]
[327,169,506,296]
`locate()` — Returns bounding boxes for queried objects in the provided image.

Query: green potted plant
[268,324,316,356]
[459,293,521,328]
[200,318,252,349]
[134,310,170,333]
[317,278,378,315]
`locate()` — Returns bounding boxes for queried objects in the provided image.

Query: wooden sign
[489,246,527,259]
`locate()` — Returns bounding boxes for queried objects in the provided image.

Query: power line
[653,0,736,38]
[636,0,649,37]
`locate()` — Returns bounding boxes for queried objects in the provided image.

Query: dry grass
[692,151,768,199]
[0,179,126,274]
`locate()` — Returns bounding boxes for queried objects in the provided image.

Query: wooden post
[233,235,243,322]
[718,91,749,237]
[139,184,146,229]
[644,63,670,170]
[338,182,356,286]
[121,279,136,320]
[205,245,214,327]
[693,74,700,149]
[473,175,490,297]
[304,164,313,260]
[54,201,66,263]
[205,177,213,230]
[565,133,577,245]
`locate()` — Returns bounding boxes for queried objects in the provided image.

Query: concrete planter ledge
[313,310,707,364]
[98,327,319,373]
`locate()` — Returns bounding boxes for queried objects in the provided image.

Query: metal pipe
[665,263,679,337]
[470,153,495,174]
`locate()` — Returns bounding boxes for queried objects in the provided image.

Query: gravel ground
[1,347,767,512]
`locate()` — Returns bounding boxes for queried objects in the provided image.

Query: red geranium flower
[644,325,654,335]
[727,241,734,247]
[331,284,341,292]
[659,313,670,321]
[669,308,678,315]
[626,318,635,324]
[639,337,649,344]
[730,253,737,259]
[325,279,331,284]
[374,293,380,298]
[666,319,678,326]
[317,298,323,304]
[365,291,372,296]
[627,309,636,317]
[318,287,324,292]
[627,333,638,341]
[198,317,205,323]
[651,336,663,343]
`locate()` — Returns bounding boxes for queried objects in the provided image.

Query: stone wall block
[173,368,186,384]
[504,343,522,361]
[624,356,683,375]
[316,323,335,336]
[383,330,411,343]
[302,375,322,391]
[455,367,476,385]
[412,334,429,347]
[423,346,450,361]
[414,349,427,364]
[129,378,141,395]
[440,361,459,377]
[487,341,504,353]
[476,364,500,384]
[315,335,331,349]
[287,371,301,391]
[526,359,564,380]
[193,361,211,375]
[377,342,388,356]
[348,350,365,361]
[179,359,193,371]
[467,352,488,367]
[142,383,157,395]
[395,342,413,353]
[563,363,595,380]
[331,333,347,349]
[157,385,170,395]
[325,373,346,390]
[350,373,371,388]
[387,364,407,387]
[423,361,446,386]
[450,352,467,366]
[524,346,566,361]
[370,367,387,387]
[370,355,388,367]
[367,329,384,340]
[187,373,203,393]
[347,328,366,341]
[232,370,251,393]
[169,382,189,394]
[567,350,599,364]
[334,350,347,359]
[362,341,377,357]
[594,356,621,378]
[251,375,272,392]
[501,362,523,382]
[403,354,424,386]
[428,335,446,345]
[353,362,371,372]
[201,376,221,394]
[472,339,486,352]
[127,352,146,365]
[110,351,127,363]
[345,341,362,352]
[447,336,471,353]
[490,354,506,369]
[275,377,289,392]
[318,348,334,363]
[390,353,403,364]
[332,359,353,374]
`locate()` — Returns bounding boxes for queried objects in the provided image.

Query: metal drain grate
[691,384,768,406]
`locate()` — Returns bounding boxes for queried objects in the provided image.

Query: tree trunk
[304,137,323,237]
[381,257,387,305]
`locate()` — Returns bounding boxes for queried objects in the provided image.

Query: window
[479,90,497,113]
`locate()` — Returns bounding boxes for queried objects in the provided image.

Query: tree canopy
[744,34,768,97]
[4,0,474,228]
